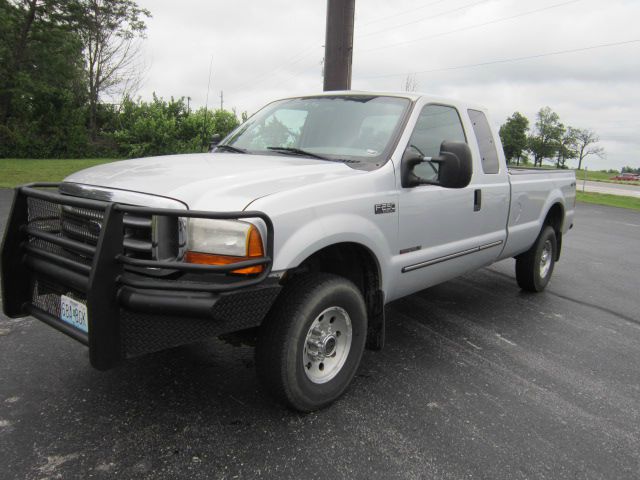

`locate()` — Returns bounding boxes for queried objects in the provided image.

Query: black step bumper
[1,184,281,370]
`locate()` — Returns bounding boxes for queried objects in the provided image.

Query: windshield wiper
[266,146,334,161]
[215,144,247,154]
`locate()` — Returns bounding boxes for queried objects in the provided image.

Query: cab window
[408,105,466,180]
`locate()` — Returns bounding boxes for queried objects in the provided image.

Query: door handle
[474,189,482,212]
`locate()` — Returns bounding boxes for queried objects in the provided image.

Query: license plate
[60,295,89,333]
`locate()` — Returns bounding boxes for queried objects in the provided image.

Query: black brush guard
[1,184,281,370]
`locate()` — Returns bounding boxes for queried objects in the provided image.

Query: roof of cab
[294,90,489,113]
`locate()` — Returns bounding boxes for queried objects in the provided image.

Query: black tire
[515,225,557,292]
[256,273,367,412]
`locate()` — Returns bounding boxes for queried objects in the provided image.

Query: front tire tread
[256,273,366,412]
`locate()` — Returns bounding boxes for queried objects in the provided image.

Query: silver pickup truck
[1,92,576,411]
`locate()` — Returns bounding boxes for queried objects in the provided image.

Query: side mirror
[208,133,222,152]
[401,141,472,189]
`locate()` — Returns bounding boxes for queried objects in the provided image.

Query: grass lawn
[576,191,640,211]
[0,158,118,188]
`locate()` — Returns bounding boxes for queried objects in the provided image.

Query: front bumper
[1,184,281,370]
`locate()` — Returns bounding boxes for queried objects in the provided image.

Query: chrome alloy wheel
[303,306,353,384]
[540,240,553,278]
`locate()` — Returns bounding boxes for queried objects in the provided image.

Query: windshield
[222,95,411,164]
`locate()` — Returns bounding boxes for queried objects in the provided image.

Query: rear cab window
[468,109,500,174]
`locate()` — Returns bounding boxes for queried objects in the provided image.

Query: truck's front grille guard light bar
[15,184,274,293]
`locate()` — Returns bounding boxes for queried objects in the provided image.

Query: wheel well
[285,243,385,350]
[543,203,564,261]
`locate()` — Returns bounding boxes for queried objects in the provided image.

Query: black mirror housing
[400,147,425,188]
[401,141,472,189]
[433,141,473,189]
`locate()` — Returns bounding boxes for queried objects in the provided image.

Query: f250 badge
[374,203,396,215]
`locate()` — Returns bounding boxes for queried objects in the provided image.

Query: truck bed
[497,168,576,260]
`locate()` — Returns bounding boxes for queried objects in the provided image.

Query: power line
[230,0,497,94]
[237,52,322,93]
[356,0,494,39]
[235,1,468,91]
[225,54,322,110]
[232,44,320,92]
[360,0,584,53]
[356,0,450,27]
[360,39,640,79]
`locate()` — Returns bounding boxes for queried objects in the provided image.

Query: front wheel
[515,225,557,292]
[256,273,367,412]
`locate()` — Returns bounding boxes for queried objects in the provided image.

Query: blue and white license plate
[60,295,88,333]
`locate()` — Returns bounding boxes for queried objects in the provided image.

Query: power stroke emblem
[374,203,396,215]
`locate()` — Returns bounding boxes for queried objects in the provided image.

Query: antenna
[202,55,214,150]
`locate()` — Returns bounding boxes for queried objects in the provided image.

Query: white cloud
[135,0,640,170]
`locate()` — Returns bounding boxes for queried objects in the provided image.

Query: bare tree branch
[73,0,150,138]
[402,74,419,92]
[574,128,605,170]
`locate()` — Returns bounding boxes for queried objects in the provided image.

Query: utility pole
[323,0,355,91]
[220,91,224,111]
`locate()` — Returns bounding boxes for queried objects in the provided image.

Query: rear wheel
[256,273,367,412]
[515,225,557,292]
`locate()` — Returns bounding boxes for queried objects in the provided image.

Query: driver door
[393,103,496,299]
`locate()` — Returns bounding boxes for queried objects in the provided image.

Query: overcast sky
[134,0,639,170]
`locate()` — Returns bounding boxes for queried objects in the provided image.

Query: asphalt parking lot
[1,188,639,480]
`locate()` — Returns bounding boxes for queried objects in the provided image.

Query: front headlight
[185,219,264,274]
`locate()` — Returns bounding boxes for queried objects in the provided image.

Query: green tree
[212,109,241,138]
[0,0,51,123]
[69,0,151,139]
[180,108,239,150]
[527,107,564,167]
[112,95,240,158]
[499,112,529,166]
[0,0,88,157]
[555,126,578,169]
[113,94,186,157]
[574,128,604,170]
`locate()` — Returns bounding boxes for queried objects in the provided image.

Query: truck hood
[64,153,361,210]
